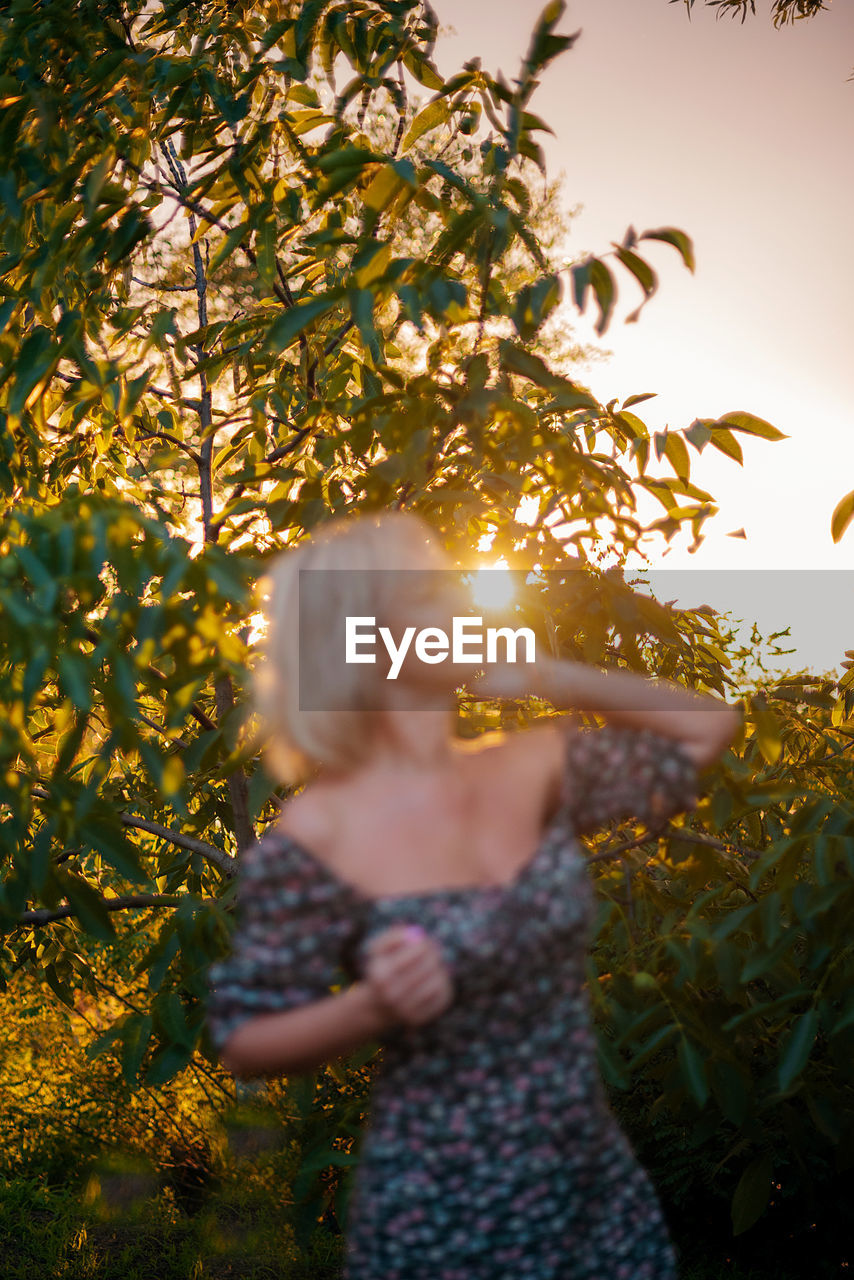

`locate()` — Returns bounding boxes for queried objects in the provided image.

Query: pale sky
[430,0,854,678]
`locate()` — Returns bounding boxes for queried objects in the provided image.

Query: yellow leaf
[362,166,408,213]
[54,699,74,733]
[354,243,391,288]
[161,756,185,797]
[751,694,782,765]
[134,638,157,669]
[195,607,222,643]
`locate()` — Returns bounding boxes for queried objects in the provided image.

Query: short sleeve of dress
[559,722,699,837]
[205,832,361,1059]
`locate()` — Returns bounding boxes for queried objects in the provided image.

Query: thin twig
[132,276,197,292]
[135,427,203,465]
[81,625,217,732]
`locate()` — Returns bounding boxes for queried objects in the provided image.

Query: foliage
[0,0,723,1048]
[0,0,852,1260]
[586,668,854,1274]
[670,0,830,24]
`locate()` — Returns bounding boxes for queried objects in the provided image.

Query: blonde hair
[255,510,450,783]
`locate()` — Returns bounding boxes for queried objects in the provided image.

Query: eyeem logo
[346,616,536,680]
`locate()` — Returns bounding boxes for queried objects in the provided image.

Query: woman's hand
[362,924,455,1027]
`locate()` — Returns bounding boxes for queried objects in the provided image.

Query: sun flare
[470,559,515,612]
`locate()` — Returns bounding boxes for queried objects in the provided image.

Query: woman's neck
[367,703,458,772]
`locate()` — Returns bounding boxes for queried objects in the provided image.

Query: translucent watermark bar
[294,567,854,711]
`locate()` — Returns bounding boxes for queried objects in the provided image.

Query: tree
[0,0,731,982]
[1,0,853,1263]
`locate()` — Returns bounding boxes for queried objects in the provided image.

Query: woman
[206,511,739,1280]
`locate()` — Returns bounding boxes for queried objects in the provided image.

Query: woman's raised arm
[478,656,740,770]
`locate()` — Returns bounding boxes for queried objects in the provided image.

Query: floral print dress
[206,723,699,1280]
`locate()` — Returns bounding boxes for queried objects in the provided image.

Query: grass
[0,1169,348,1280]
[0,1168,819,1280]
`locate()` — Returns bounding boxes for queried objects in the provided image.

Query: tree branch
[126,163,295,311]
[212,676,255,855]
[135,427,203,465]
[159,137,216,543]
[55,368,185,409]
[9,893,209,931]
[136,711,189,750]
[132,276,197,292]
[27,782,237,875]
[120,814,236,873]
[392,60,408,158]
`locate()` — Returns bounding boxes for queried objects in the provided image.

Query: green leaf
[613,410,648,441]
[256,215,278,287]
[266,290,343,352]
[830,1000,854,1038]
[8,326,55,417]
[295,0,327,60]
[684,419,712,451]
[595,1036,629,1090]
[121,1013,153,1086]
[521,0,577,84]
[740,927,795,983]
[248,766,278,823]
[106,207,151,267]
[82,817,150,886]
[571,258,592,312]
[143,1040,191,1087]
[313,144,380,174]
[622,392,657,409]
[613,244,656,295]
[209,219,249,274]
[589,259,615,335]
[402,49,444,91]
[349,288,381,361]
[614,244,659,322]
[155,988,193,1050]
[628,1022,679,1069]
[352,242,391,288]
[61,873,116,942]
[777,1008,819,1093]
[497,340,598,410]
[513,274,562,341]
[84,1021,126,1062]
[362,159,417,212]
[731,1153,773,1236]
[402,98,451,151]
[639,226,696,273]
[722,989,810,1032]
[677,1036,709,1107]
[44,962,76,1010]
